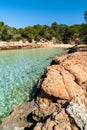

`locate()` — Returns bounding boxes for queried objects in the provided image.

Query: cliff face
[0,52,87,130]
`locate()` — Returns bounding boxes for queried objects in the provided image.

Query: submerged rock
[0,51,87,130]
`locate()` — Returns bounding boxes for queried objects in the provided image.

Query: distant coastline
[0,41,73,50]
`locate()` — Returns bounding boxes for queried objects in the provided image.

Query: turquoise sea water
[0,48,67,121]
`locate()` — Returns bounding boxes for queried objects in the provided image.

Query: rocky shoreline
[0,48,87,130]
[0,41,73,50]
[0,41,86,51]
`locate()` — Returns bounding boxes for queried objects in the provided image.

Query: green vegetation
[0,21,87,44]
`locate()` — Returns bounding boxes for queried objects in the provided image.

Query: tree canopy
[0,20,87,44]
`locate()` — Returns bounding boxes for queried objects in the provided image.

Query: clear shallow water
[0,48,67,121]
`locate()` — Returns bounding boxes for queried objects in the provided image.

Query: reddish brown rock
[0,52,87,130]
[37,52,87,101]
[34,109,72,130]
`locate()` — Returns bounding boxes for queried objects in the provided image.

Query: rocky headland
[0,49,87,130]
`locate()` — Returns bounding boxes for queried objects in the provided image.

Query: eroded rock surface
[66,97,87,130]
[38,52,87,100]
[0,52,87,130]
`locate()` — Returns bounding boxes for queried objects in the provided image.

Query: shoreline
[0,41,73,50]
[0,51,87,130]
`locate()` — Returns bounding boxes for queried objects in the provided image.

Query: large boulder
[37,52,87,101]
